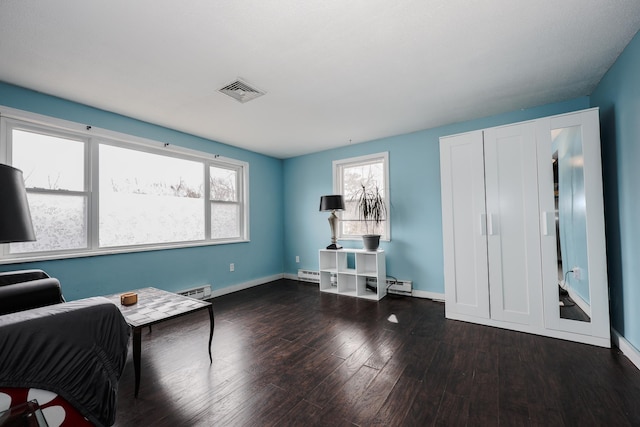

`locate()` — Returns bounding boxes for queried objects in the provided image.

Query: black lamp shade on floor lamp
[319,195,345,250]
[0,164,36,243]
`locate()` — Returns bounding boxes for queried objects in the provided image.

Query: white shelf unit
[319,249,386,301]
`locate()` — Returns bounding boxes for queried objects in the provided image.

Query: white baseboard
[210,273,284,298]
[611,328,640,371]
[283,273,298,281]
[412,289,445,301]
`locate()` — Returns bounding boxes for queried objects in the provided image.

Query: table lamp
[319,195,345,250]
[0,164,36,243]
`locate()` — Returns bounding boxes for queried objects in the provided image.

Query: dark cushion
[0,270,64,315]
[0,269,50,286]
[0,278,64,315]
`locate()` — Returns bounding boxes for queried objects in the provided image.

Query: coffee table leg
[133,327,142,397]
[208,306,214,363]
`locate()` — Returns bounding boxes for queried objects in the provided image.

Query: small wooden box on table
[319,249,386,300]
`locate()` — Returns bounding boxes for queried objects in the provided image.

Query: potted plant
[351,184,387,251]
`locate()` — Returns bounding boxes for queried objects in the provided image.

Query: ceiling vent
[218,79,265,103]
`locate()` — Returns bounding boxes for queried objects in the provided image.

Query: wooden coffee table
[105,287,214,397]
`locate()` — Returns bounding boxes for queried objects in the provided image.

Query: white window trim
[0,105,250,265]
[333,151,390,241]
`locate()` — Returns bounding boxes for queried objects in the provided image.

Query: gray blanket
[0,297,130,426]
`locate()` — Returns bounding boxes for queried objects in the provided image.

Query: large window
[1,111,248,261]
[99,144,205,247]
[334,152,390,240]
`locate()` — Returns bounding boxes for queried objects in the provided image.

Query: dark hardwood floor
[114,279,640,426]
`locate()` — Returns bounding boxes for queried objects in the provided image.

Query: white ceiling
[1,1,639,159]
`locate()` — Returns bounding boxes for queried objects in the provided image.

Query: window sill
[338,237,390,242]
[0,238,250,265]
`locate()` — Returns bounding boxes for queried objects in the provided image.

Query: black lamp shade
[0,164,36,243]
[319,195,345,211]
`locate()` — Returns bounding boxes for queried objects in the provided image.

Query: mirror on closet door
[540,108,610,346]
[551,126,590,323]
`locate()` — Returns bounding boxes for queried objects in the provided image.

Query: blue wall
[590,30,640,351]
[0,82,285,300]
[283,97,590,295]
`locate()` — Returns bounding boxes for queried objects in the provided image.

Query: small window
[334,152,390,240]
[210,164,243,239]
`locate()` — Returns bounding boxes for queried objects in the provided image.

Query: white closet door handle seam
[480,213,487,236]
[487,213,495,236]
[542,211,554,236]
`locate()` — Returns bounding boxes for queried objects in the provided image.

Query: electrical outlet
[230,263,235,272]
[296,256,300,263]
[573,267,580,280]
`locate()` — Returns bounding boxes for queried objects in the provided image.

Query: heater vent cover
[219,79,265,103]
[298,269,320,283]
[177,284,212,300]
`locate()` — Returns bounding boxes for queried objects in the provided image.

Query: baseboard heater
[387,279,413,296]
[297,269,320,283]
[366,277,413,296]
[177,284,212,300]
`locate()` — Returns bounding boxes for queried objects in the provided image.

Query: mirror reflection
[551,126,590,322]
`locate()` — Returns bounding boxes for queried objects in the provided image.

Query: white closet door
[483,122,543,325]
[440,130,490,319]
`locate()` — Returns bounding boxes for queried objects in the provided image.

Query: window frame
[333,151,390,241]
[0,106,250,264]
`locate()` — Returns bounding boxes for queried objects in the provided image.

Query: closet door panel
[440,131,490,319]
[484,123,543,325]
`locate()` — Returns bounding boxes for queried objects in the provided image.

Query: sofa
[0,270,130,426]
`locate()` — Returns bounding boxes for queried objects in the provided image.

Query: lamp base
[326,243,343,250]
